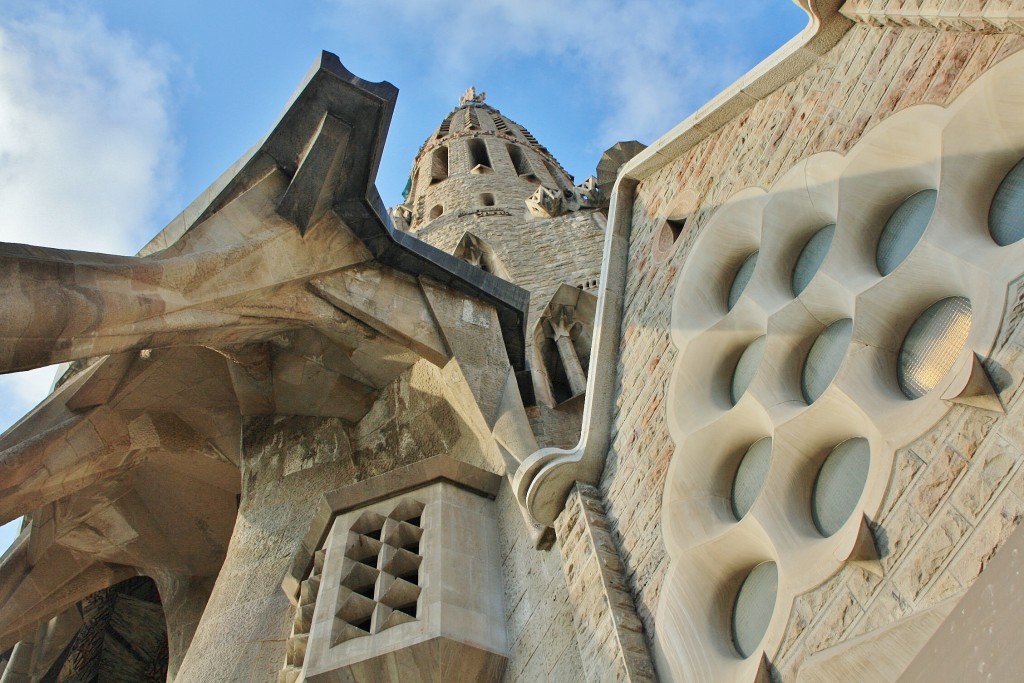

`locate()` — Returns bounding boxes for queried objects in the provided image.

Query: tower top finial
[459,86,486,106]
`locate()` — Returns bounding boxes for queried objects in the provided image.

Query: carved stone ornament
[459,86,486,106]
[526,177,606,218]
[526,185,564,218]
[390,204,413,231]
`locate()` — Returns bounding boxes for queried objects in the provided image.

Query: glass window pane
[812,438,870,537]
[731,437,772,520]
[990,158,1024,246]
[728,252,759,309]
[732,561,778,658]
[801,318,853,403]
[898,296,972,399]
[731,336,766,405]
[792,224,835,295]
[876,190,937,276]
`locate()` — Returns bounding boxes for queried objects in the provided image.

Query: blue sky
[0,1,807,551]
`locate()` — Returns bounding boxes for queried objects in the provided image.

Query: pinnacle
[459,86,486,107]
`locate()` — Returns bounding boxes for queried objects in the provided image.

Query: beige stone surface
[7,2,1024,682]
[303,482,506,682]
[555,485,656,683]
[600,5,1024,683]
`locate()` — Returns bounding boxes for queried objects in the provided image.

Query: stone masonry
[603,5,1024,678]
[4,3,1024,682]
[555,485,656,683]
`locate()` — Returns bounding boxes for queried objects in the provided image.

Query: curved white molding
[513,0,854,529]
[655,51,1024,683]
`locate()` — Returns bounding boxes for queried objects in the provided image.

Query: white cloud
[0,7,179,255]
[0,6,180,435]
[331,0,782,146]
[0,8,180,553]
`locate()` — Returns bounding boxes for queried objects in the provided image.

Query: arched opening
[467,138,492,173]
[453,232,511,280]
[429,205,443,221]
[507,144,532,177]
[430,146,449,184]
[543,158,568,190]
[31,576,169,682]
[480,193,495,207]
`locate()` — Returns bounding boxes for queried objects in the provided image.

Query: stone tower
[394,87,609,448]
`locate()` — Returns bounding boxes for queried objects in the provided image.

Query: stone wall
[417,209,606,448]
[496,486,585,683]
[840,0,1024,33]
[601,14,1024,669]
[417,210,605,350]
[554,485,655,683]
[409,137,566,228]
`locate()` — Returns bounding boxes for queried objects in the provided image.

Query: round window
[812,438,870,537]
[792,224,835,296]
[731,336,766,405]
[990,158,1024,246]
[898,296,972,399]
[731,437,772,520]
[732,561,778,658]
[801,318,853,403]
[728,252,759,309]
[876,189,936,276]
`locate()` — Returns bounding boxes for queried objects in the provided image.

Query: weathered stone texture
[416,208,605,448]
[495,486,585,683]
[554,485,656,683]
[772,306,1024,676]
[603,17,1024,672]
[417,210,605,353]
[841,0,1024,33]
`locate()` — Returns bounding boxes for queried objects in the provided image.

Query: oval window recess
[732,561,778,659]
[731,336,766,405]
[990,158,1024,246]
[731,437,772,520]
[812,437,870,537]
[792,224,835,296]
[654,217,687,262]
[876,189,937,276]
[897,296,972,400]
[728,252,759,310]
[801,318,853,404]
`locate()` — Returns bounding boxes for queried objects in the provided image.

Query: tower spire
[459,86,486,106]
[394,91,576,232]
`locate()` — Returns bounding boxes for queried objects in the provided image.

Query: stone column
[150,572,217,681]
[550,311,587,396]
[173,416,358,683]
[0,622,41,683]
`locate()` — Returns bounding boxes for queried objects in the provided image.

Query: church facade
[2,1,1024,681]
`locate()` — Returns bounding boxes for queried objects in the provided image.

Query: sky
[0,1,807,552]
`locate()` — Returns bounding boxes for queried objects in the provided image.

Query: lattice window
[332,500,425,644]
[281,548,326,680]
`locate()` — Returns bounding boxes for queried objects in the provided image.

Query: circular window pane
[792,224,835,296]
[898,296,972,399]
[733,561,778,658]
[876,189,937,276]
[812,437,870,537]
[990,158,1024,246]
[731,336,766,405]
[801,318,853,403]
[728,252,759,309]
[731,437,772,520]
